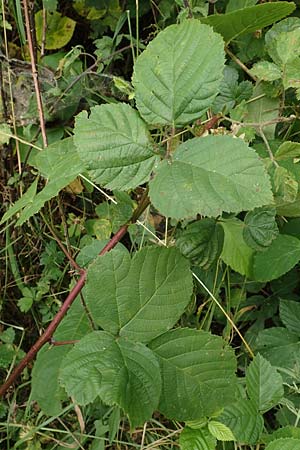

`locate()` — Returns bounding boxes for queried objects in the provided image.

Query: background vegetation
[2,1,300,449]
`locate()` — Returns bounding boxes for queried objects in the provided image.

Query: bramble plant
[2,1,300,449]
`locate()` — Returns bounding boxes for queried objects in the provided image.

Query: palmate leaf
[132,20,225,126]
[201,2,295,44]
[59,331,161,428]
[74,103,158,190]
[149,328,237,420]
[149,135,273,220]
[246,354,284,413]
[85,247,193,343]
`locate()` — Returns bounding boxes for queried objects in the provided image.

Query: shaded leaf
[219,399,264,445]
[280,299,300,336]
[60,331,161,428]
[201,2,295,44]
[221,218,253,277]
[0,179,38,225]
[150,328,237,420]
[86,246,193,343]
[150,135,273,219]
[246,353,284,412]
[35,10,75,50]
[243,206,278,251]
[255,327,300,383]
[74,103,158,190]
[176,219,224,269]
[133,20,225,126]
[252,234,300,282]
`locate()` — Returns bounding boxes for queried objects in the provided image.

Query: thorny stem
[23,0,48,147]
[0,196,150,398]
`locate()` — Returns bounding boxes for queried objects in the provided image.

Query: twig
[0,196,149,398]
[224,114,296,128]
[23,0,48,147]
[225,46,257,82]
[183,0,193,18]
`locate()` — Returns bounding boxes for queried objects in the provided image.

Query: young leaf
[265,438,300,450]
[149,135,273,219]
[74,103,158,190]
[243,206,278,251]
[132,20,225,126]
[246,354,284,413]
[201,2,295,44]
[208,421,235,441]
[219,399,264,445]
[176,219,224,269]
[149,328,237,420]
[59,331,161,428]
[179,427,216,450]
[221,218,254,277]
[252,234,300,282]
[85,247,193,343]
[280,299,300,336]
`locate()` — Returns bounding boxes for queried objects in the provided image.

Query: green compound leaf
[219,399,264,445]
[221,218,254,277]
[280,299,300,336]
[149,328,237,421]
[252,234,300,282]
[74,103,158,190]
[246,354,284,413]
[180,427,216,450]
[59,331,161,428]
[85,247,193,343]
[150,135,273,220]
[201,2,295,44]
[176,219,224,269]
[243,207,279,251]
[265,439,300,450]
[35,10,75,50]
[133,20,225,126]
